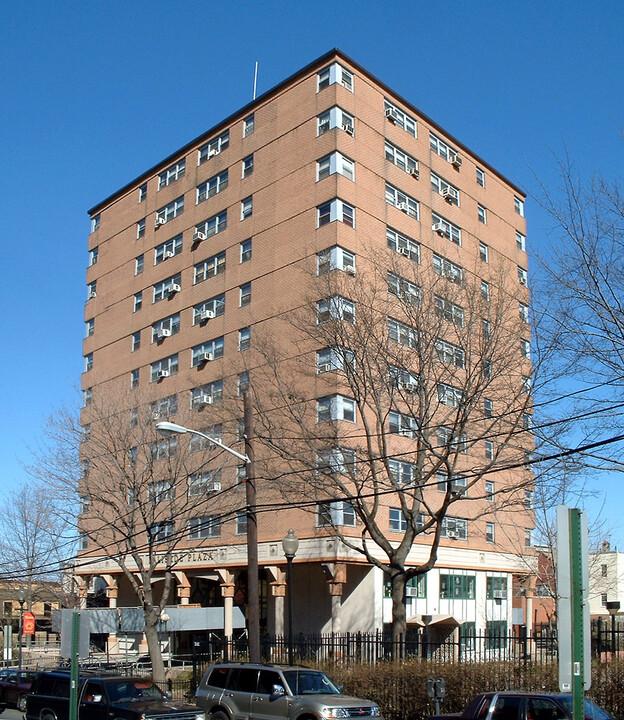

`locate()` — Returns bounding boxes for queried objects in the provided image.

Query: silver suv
[196,662,383,720]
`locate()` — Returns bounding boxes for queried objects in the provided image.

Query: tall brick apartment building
[78,49,534,651]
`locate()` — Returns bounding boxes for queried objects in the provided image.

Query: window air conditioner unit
[405,586,419,597]
[193,230,207,242]
[446,530,459,539]
[197,394,213,406]
[397,201,409,213]
[165,250,175,259]
[207,148,220,158]
[88,291,97,299]
[342,123,354,136]
[318,122,330,134]
[157,370,170,380]
[401,382,418,393]
[432,222,448,236]
[157,328,172,339]
[167,283,181,296]
[441,187,458,203]
[409,167,420,179]
[344,265,356,276]
[318,363,331,373]
[385,107,400,123]
[199,352,214,364]
[155,217,166,228]
[493,590,505,599]
[449,152,462,168]
[399,247,411,257]
[199,309,215,322]
[399,428,413,437]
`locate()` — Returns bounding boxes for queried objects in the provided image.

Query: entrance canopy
[406,614,464,627]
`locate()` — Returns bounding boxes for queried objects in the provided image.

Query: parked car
[196,661,383,720]
[427,691,616,720]
[25,669,205,720]
[0,669,38,712]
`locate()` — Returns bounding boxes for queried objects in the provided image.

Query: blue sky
[1,1,623,543]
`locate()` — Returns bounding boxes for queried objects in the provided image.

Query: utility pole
[244,391,260,662]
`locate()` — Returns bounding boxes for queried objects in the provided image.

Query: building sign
[22,612,36,635]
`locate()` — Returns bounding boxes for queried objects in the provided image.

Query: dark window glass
[227,668,258,693]
[257,670,283,695]
[208,667,229,689]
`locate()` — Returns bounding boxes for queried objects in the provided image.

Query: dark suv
[26,669,205,720]
[196,662,383,720]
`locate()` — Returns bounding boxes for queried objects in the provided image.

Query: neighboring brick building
[77,49,534,648]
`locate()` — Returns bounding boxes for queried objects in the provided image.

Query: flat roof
[88,47,525,216]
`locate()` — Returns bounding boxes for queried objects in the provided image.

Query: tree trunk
[390,573,407,659]
[144,612,165,684]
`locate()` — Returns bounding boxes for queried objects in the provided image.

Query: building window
[519,302,529,322]
[385,183,419,219]
[159,159,186,189]
[83,388,92,406]
[317,296,355,324]
[388,318,417,348]
[194,252,226,283]
[193,294,225,324]
[317,152,355,182]
[383,100,417,136]
[139,183,147,202]
[385,141,419,176]
[243,113,255,137]
[434,296,464,327]
[240,238,252,263]
[90,214,100,233]
[236,511,248,535]
[150,354,179,382]
[317,246,356,275]
[133,292,142,312]
[239,327,250,351]
[151,436,177,460]
[316,346,354,374]
[89,247,98,266]
[479,242,489,262]
[242,154,254,178]
[155,196,184,226]
[189,516,221,539]
[87,281,97,300]
[317,501,356,527]
[525,528,533,548]
[137,219,146,239]
[431,213,461,245]
[190,382,223,409]
[317,63,353,92]
[85,318,94,338]
[435,339,465,368]
[476,168,485,187]
[79,534,89,550]
[485,440,494,460]
[135,255,144,275]
[197,170,228,204]
[131,369,139,389]
[485,481,494,502]
[191,337,224,366]
[388,411,418,438]
[486,577,507,600]
[389,508,407,533]
[386,227,420,261]
[521,339,531,359]
[188,470,222,497]
[439,573,475,599]
[317,395,356,423]
[433,254,463,284]
[388,460,418,485]
[430,172,460,206]
[152,314,181,343]
[84,353,93,372]
[148,480,175,502]
[437,427,467,454]
[153,274,181,303]
[195,209,228,241]
[602,593,608,607]
[154,234,182,265]
[478,205,487,224]
[129,408,138,428]
[238,371,250,396]
[602,564,608,577]
[437,472,467,495]
[387,273,421,304]
[516,232,526,251]
[240,282,252,307]
[485,621,508,649]
[430,132,460,164]
[518,267,528,286]
[437,382,463,408]
[484,398,493,417]
[188,424,222,450]
[317,107,354,136]
[317,198,355,227]
[525,490,534,509]
[317,447,356,477]
[486,523,495,543]
[514,196,525,217]
[481,280,490,300]
[241,196,253,220]
[149,522,173,544]
[198,130,229,164]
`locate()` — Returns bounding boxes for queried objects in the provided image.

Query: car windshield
[557,696,613,720]
[106,680,164,703]
[282,671,340,696]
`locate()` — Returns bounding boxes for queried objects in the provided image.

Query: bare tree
[249,246,536,644]
[29,389,239,682]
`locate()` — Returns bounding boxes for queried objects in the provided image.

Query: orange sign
[22,612,35,635]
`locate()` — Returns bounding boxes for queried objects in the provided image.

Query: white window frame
[387,272,421,305]
[316,346,354,374]
[89,247,98,266]
[385,141,419,176]
[485,440,494,461]
[486,522,495,543]
[243,114,255,137]
[430,172,460,206]
[190,381,223,409]
[317,152,355,182]
[476,168,485,187]
[485,481,494,502]
[389,508,407,533]
[152,313,181,343]
[437,382,463,408]
[481,280,490,300]
[317,107,354,136]
[430,132,459,163]
[441,516,468,540]
[149,521,173,543]
[385,183,419,219]
[188,470,222,497]
[388,318,417,348]
[317,198,355,228]
[194,252,225,284]
[383,100,417,137]
[242,154,254,178]
[388,410,418,438]
[518,266,528,286]
[434,296,464,327]
[317,296,355,324]
[84,353,93,372]
[514,196,525,217]
[148,480,175,502]
[433,254,463,284]
[516,232,526,251]
[137,219,146,239]
[90,214,100,233]
[193,294,225,324]
[431,213,461,245]
[239,327,250,351]
[317,446,356,476]
[151,394,178,419]
[239,282,251,307]
[521,339,531,359]
[519,303,529,322]
[479,242,489,262]
[317,63,353,92]
[241,196,253,220]
[191,337,224,367]
[386,227,420,261]
[189,516,221,540]
[478,205,487,224]
[198,130,229,164]
[317,501,356,527]
[154,234,183,265]
[388,460,418,485]
[156,196,184,224]
[135,255,144,275]
[240,238,252,263]
[196,210,227,239]
[158,159,185,189]
[153,274,181,303]
[316,395,356,423]
[317,246,356,275]
[196,170,228,204]
[139,183,147,202]
[150,354,179,382]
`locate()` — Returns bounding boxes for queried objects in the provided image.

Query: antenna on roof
[253,61,259,100]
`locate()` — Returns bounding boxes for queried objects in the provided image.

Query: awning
[406,614,465,627]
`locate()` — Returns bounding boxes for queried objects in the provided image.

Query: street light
[156,419,260,661]
[282,529,299,666]
[17,587,25,674]
[606,600,620,655]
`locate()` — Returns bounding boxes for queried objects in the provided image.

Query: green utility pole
[569,509,586,720]
[69,612,80,720]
